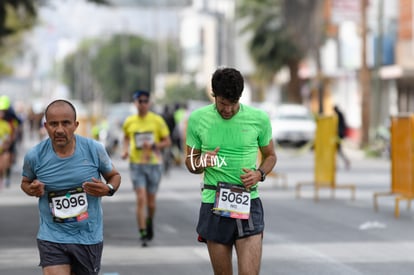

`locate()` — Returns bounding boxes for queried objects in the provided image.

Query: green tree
[92,35,153,102]
[62,34,180,103]
[62,40,102,102]
[161,81,209,106]
[62,35,153,103]
[237,0,325,103]
[0,0,109,76]
[0,0,37,75]
[0,0,37,38]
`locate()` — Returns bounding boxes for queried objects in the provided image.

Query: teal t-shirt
[186,103,272,203]
[22,135,113,244]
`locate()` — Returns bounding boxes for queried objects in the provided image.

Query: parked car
[271,104,316,147]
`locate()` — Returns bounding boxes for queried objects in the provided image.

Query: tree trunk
[287,60,302,103]
[245,74,267,102]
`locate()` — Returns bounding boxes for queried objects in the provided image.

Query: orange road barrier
[374,114,414,218]
[296,115,355,201]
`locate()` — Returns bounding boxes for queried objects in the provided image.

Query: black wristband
[258,168,266,182]
[107,183,116,196]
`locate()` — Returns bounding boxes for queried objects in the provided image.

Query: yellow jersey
[122,112,170,164]
[0,119,12,153]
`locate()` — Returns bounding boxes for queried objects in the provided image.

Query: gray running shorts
[129,163,162,194]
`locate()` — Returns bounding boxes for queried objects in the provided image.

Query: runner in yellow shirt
[122,90,171,247]
[0,98,12,189]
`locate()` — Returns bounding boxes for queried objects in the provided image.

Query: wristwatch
[107,183,116,196]
[258,168,266,182]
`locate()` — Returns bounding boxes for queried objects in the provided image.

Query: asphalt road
[1,141,413,275]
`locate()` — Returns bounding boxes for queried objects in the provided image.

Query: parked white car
[271,104,316,146]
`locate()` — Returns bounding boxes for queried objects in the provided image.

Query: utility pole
[373,0,384,131]
[360,0,371,147]
[315,0,324,114]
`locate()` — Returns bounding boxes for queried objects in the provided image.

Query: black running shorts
[196,198,264,245]
[37,239,103,275]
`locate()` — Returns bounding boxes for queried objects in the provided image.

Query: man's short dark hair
[211,67,244,103]
[45,99,77,121]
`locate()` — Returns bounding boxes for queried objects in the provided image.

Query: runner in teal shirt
[22,135,112,244]
[21,99,121,275]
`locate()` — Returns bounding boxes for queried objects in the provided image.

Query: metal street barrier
[374,114,414,217]
[296,115,355,201]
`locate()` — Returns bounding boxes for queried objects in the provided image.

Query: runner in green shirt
[185,67,277,275]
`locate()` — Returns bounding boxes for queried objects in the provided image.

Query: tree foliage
[0,0,37,75]
[0,0,37,37]
[62,35,152,103]
[237,0,325,103]
[161,81,209,106]
[62,34,181,103]
[0,0,109,76]
[237,0,300,79]
[93,35,153,102]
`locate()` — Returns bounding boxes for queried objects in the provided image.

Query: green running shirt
[186,103,272,203]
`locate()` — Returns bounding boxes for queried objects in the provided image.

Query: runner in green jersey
[185,67,277,275]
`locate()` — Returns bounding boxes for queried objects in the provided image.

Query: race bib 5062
[212,182,251,219]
